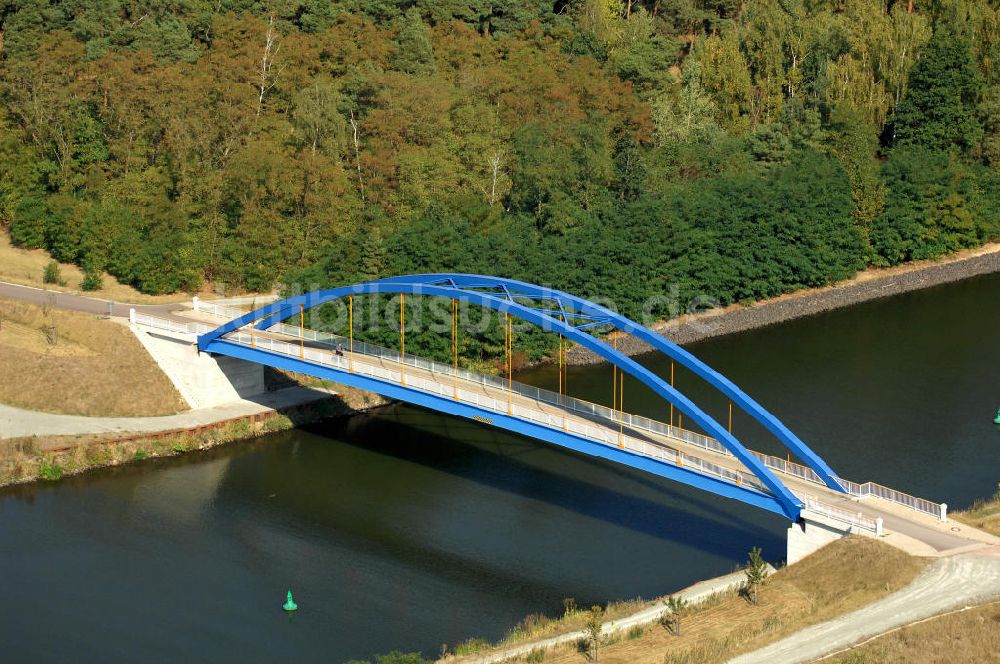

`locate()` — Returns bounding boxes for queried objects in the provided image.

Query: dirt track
[729,550,1000,664]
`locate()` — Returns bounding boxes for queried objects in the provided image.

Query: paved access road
[0,281,189,321]
[729,550,1000,664]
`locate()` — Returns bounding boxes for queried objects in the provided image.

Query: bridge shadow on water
[291,404,787,560]
[203,402,788,643]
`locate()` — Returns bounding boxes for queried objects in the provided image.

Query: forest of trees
[1,0,999,358]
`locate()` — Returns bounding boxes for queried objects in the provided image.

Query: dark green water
[2,273,999,661]
[520,271,1000,508]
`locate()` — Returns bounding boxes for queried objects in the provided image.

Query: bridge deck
[199,322,991,554]
[135,302,993,556]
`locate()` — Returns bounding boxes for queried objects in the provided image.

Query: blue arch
[198,275,840,520]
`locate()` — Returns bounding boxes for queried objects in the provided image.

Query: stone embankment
[568,243,1000,364]
[0,386,388,488]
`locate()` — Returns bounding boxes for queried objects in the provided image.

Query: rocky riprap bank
[568,245,1000,364]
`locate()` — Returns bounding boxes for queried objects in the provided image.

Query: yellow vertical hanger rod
[506,313,513,415]
[669,361,675,430]
[399,294,405,385]
[452,299,458,399]
[618,371,624,448]
[612,333,618,426]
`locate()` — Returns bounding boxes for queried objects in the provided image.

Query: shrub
[82,268,103,291]
[453,638,489,655]
[39,461,63,480]
[42,260,62,285]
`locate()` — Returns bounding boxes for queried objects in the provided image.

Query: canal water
[2,273,999,661]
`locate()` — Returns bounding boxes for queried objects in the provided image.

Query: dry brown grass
[823,599,1000,663]
[456,538,926,664]
[953,486,1000,537]
[0,297,186,416]
[0,234,198,304]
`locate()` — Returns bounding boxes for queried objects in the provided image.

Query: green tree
[662,595,689,635]
[292,80,348,156]
[696,31,753,132]
[895,30,983,154]
[9,197,48,249]
[584,604,604,661]
[743,546,768,605]
[652,67,720,145]
[393,8,436,75]
[827,105,885,251]
[872,145,983,264]
[360,227,389,281]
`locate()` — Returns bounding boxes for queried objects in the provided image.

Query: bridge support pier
[787,510,883,565]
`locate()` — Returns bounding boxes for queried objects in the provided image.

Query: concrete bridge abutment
[128,310,267,409]
[787,509,883,565]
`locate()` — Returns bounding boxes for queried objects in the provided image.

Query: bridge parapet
[189,304,949,523]
[183,272,954,533]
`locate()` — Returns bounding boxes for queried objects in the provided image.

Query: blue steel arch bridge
[187,274,960,557]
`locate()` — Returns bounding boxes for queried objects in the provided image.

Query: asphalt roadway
[0,281,190,321]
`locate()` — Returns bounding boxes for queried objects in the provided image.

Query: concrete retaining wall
[128,324,266,409]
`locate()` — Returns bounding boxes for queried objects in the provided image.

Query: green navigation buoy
[994,408,1000,425]
[283,590,298,612]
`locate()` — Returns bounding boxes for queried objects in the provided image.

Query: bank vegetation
[3,0,1000,364]
[443,537,925,664]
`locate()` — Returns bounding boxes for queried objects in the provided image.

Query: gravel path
[568,244,1000,364]
[729,551,1000,664]
[460,565,776,664]
[0,386,334,442]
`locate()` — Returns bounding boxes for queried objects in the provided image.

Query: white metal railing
[801,495,881,534]
[240,321,946,520]
[221,329,774,497]
[131,311,211,336]
[192,299,247,320]
[140,310,946,522]
[193,294,279,309]
[837,478,946,520]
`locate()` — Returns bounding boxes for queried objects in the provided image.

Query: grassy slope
[0,234,197,304]
[449,538,927,664]
[953,486,1000,537]
[825,600,1000,663]
[0,297,186,416]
